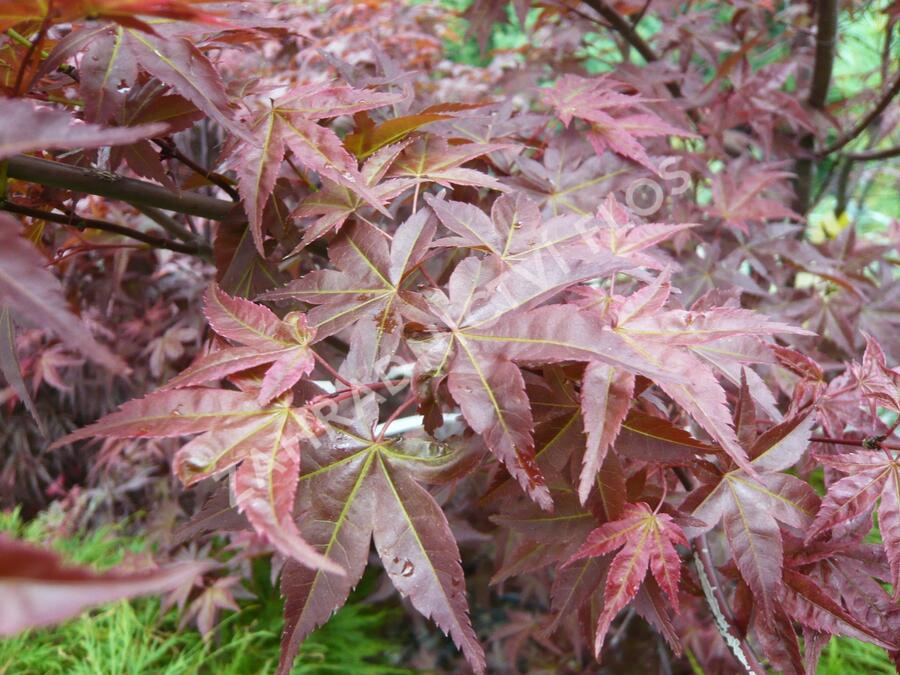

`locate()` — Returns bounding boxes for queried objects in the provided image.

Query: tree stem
[5,155,236,221]
[0,200,207,256]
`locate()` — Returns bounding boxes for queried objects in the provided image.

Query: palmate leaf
[578,362,634,505]
[807,449,900,596]
[781,568,898,650]
[29,18,255,160]
[384,135,509,191]
[123,28,251,142]
[410,250,634,509]
[0,215,126,373]
[541,74,694,174]
[279,411,485,675]
[264,210,435,378]
[467,272,802,478]
[164,284,315,405]
[0,534,208,636]
[426,191,607,269]
[594,194,700,268]
[565,502,687,657]
[234,85,403,251]
[51,386,336,573]
[290,139,418,250]
[682,412,818,625]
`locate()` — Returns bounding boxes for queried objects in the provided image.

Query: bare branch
[844,145,900,161]
[819,71,900,156]
[0,200,208,256]
[794,0,839,214]
[152,138,240,202]
[5,155,237,221]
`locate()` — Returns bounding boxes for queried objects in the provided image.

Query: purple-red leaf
[0,535,206,636]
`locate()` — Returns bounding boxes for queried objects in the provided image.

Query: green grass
[817,636,897,675]
[0,509,414,675]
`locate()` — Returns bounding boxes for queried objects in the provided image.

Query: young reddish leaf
[264,213,434,377]
[782,569,897,650]
[50,388,264,447]
[234,109,286,252]
[595,194,700,267]
[879,468,900,600]
[541,74,694,174]
[278,440,378,675]
[708,161,800,230]
[427,191,603,268]
[290,140,417,250]
[385,135,509,191]
[544,557,607,635]
[0,0,224,30]
[273,82,405,121]
[280,115,389,215]
[50,382,336,574]
[683,413,818,625]
[566,502,686,656]
[0,534,206,636]
[165,284,315,405]
[80,27,137,124]
[754,602,805,675]
[806,450,900,594]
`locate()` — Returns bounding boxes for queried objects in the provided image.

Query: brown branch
[133,204,197,243]
[578,1,691,111]
[844,145,900,161]
[13,10,51,96]
[811,435,900,451]
[818,71,900,157]
[152,138,240,201]
[0,200,207,256]
[794,0,839,214]
[581,0,658,63]
[5,155,237,221]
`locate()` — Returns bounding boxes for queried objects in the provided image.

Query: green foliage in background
[0,510,413,675]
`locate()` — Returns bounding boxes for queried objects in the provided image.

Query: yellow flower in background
[808,210,850,243]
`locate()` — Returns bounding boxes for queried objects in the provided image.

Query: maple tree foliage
[0,0,899,673]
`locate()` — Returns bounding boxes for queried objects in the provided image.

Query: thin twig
[578,1,693,114]
[311,350,355,388]
[581,0,658,63]
[818,71,900,156]
[375,393,417,442]
[13,10,51,96]
[0,200,206,256]
[811,435,900,451]
[152,138,240,201]
[5,155,236,221]
[133,204,198,244]
[844,145,900,161]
